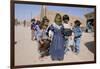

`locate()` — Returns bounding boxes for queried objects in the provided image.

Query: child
[23,20,26,27]
[36,20,41,28]
[47,13,65,61]
[31,19,41,41]
[40,16,49,29]
[34,23,41,41]
[73,20,82,54]
[38,17,51,58]
[39,25,51,58]
[31,18,36,40]
[62,14,72,54]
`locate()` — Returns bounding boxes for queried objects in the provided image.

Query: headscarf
[54,13,62,26]
[40,16,49,29]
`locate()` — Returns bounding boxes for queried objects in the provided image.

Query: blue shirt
[73,26,82,37]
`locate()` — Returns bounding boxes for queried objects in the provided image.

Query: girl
[39,17,51,58]
[47,13,65,61]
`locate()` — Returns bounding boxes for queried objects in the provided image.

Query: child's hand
[48,37,52,41]
[40,40,44,44]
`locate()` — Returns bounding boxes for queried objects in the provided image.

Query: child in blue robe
[47,13,65,61]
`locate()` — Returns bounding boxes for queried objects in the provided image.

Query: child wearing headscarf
[38,17,51,59]
[47,13,65,61]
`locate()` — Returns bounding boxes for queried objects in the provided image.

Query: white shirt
[48,23,62,40]
[63,23,71,29]
[53,23,62,29]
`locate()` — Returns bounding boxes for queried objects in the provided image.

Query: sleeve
[76,28,82,38]
[46,25,54,36]
[35,25,40,31]
[61,25,65,36]
[72,27,75,32]
[79,28,82,36]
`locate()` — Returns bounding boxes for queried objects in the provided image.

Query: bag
[64,29,72,36]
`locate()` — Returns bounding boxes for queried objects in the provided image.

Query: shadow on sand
[85,41,95,54]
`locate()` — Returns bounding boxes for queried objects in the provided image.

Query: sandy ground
[15,25,95,66]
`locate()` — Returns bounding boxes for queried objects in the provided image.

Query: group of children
[31,13,82,61]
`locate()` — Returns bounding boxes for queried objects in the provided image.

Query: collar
[53,23,62,29]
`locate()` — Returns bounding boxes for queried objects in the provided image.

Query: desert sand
[15,25,95,66]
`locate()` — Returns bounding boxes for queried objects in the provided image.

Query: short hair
[31,18,35,22]
[74,20,81,26]
[63,14,69,21]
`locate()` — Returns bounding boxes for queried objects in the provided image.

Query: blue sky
[15,4,94,21]
[15,4,41,21]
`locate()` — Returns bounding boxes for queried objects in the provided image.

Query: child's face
[64,19,69,24]
[32,21,35,23]
[44,20,49,25]
[56,15,61,22]
[42,26,47,31]
[74,22,79,27]
[74,24,77,27]
[55,14,62,26]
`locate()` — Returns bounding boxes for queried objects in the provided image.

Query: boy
[73,20,82,54]
[62,14,72,54]
[31,18,36,40]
